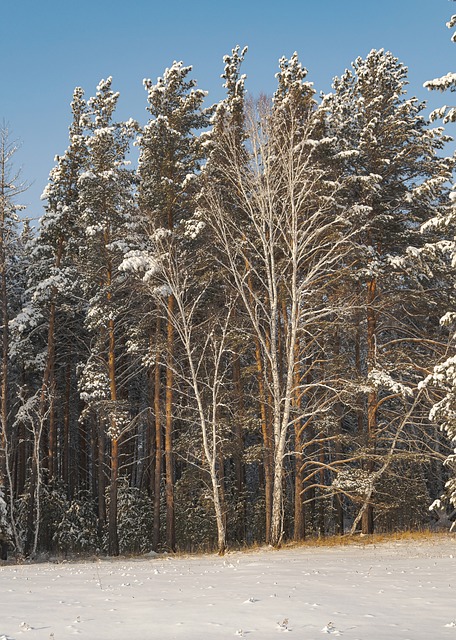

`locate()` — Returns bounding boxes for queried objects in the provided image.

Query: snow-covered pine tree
[420,1,456,515]
[33,87,88,486]
[77,77,138,556]
[322,49,453,533]
[424,0,456,123]
[11,89,90,554]
[134,61,213,552]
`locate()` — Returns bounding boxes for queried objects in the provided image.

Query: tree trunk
[0,240,8,481]
[107,310,119,556]
[293,340,304,541]
[334,403,345,535]
[40,237,64,480]
[254,336,273,544]
[270,448,285,547]
[363,277,377,535]
[213,467,227,555]
[232,352,246,541]
[153,319,162,551]
[165,294,175,552]
[108,437,119,555]
[97,422,106,529]
[63,361,71,490]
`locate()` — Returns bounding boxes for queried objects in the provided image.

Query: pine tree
[135,61,213,551]
[322,49,452,532]
[420,1,456,514]
[12,90,90,554]
[35,87,88,484]
[77,77,138,556]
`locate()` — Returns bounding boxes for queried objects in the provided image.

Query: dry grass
[27,530,452,564]
[281,529,453,550]
[175,529,455,558]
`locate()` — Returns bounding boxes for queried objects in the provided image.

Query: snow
[424,72,456,92]
[1,537,456,639]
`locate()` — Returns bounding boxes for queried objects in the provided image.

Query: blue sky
[1,0,454,218]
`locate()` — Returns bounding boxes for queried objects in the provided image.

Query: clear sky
[1,0,454,219]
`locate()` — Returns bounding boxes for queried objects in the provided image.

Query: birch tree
[123,230,234,554]
[201,54,352,546]
[0,125,28,553]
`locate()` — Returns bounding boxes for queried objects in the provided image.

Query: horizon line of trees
[1,39,456,557]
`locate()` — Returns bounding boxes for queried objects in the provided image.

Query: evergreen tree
[134,61,213,551]
[12,89,89,554]
[322,49,452,532]
[77,77,138,556]
[420,1,456,514]
[34,87,88,485]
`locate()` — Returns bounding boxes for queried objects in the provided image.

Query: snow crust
[1,538,456,639]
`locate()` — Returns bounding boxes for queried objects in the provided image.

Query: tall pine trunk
[107,291,120,555]
[165,294,176,552]
[0,234,8,482]
[153,318,162,551]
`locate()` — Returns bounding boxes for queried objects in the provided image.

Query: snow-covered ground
[1,536,456,639]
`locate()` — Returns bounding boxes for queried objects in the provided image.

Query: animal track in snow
[277,618,291,632]
[321,622,342,635]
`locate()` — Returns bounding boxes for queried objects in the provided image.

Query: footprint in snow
[277,618,291,632]
[321,622,342,635]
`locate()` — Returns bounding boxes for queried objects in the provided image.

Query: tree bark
[293,340,305,541]
[363,277,377,535]
[107,308,120,556]
[165,294,176,552]
[153,318,162,551]
[232,352,246,541]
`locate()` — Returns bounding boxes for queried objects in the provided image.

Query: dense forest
[1,30,456,557]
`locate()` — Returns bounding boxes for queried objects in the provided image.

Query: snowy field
[1,536,456,640]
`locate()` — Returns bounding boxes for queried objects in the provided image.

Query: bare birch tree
[200,64,354,546]
[122,232,233,554]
